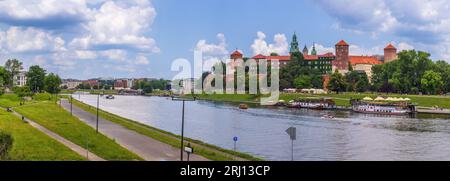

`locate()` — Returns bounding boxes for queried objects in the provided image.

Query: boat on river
[287,98,335,110]
[239,104,249,109]
[350,97,416,115]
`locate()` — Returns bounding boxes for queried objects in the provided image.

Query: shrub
[0,131,13,160]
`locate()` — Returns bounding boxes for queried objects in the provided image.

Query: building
[83,79,99,88]
[114,79,135,90]
[61,79,82,89]
[333,40,350,73]
[384,43,398,63]
[349,56,383,81]
[14,71,27,87]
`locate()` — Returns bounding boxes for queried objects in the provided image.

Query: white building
[14,71,27,87]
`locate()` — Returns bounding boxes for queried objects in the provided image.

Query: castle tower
[289,32,300,54]
[230,49,243,60]
[311,43,317,55]
[384,43,397,63]
[334,40,349,70]
[302,45,309,55]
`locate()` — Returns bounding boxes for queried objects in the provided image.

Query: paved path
[10,110,104,161]
[60,99,208,161]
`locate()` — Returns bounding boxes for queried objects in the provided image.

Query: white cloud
[315,0,450,61]
[70,0,159,52]
[4,27,66,53]
[100,49,127,61]
[313,44,335,55]
[251,31,288,56]
[75,50,97,59]
[397,42,415,51]
[135,54,150,65]
[195,33,228,56]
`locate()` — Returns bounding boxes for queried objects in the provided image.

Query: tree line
[0,59,62,97]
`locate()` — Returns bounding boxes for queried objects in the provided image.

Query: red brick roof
[319,52,335,58]
[349,56,382,65]
[336,40,349,46]
[384,43,396,50]
[304,55,319,60]
[252,54,266,59]
[267,56,290,61]
[231,50,243,56]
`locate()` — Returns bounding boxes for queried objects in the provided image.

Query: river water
[74,95,450,161]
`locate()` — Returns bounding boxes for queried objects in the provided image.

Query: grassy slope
[14,102,142,161]
[72,99,262,161]
[0,109,85,161]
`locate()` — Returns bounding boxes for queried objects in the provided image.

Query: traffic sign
[285,127,296,140]
[233,136,238,142]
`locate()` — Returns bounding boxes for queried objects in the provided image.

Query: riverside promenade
[60,99,208,161]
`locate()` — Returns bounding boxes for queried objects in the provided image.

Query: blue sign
[233,136,238,142]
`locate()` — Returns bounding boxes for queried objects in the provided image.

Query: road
[60,99,208,161]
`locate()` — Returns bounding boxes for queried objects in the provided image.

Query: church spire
[289,32,300,54]
[303,44,309,55]
[311,42,317,55]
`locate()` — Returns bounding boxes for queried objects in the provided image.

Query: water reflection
[74,95,450,161]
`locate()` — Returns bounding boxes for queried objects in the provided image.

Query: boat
[289,98,335,110]
[286,100,301,108]
[321,114,335,119]
[239,104,249,109]
[105,95,115,99]
[350,98,416,115]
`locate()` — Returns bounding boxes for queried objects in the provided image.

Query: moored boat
[105,95,115,99]
[351,98,416,115]
[239,104,249,109]
[288,98,335,110]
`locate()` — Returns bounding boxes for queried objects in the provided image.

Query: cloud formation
[251,31,288,56]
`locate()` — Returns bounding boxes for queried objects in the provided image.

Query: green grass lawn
[14,102,142,161]
[0,109,86,161]
[72,99,262,161]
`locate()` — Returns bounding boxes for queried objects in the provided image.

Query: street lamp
[172,96,196,161]
[96,92,103,133]
[70,95,73,116]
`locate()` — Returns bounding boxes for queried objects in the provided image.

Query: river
[74,94,450,161]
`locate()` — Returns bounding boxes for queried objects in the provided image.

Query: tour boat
[321,114,335,119]
[351,98,416,115]
[287,100,301,108]
[239,104,249,109]
[289,98,335,110]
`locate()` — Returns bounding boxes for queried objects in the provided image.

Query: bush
[33,93,53,101]
[0,131,13,160]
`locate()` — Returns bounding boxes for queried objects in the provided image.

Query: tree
[327,70,346,94]
[0,131,13,160]
[4,59,23,88]
[44,73,62,94]
[345,71,369,92]
[26,65,46,93]
[421,70,443,94]
[293,75,312,89]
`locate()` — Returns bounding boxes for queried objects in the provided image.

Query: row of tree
[0,59,62,96]
[132,79,171,93]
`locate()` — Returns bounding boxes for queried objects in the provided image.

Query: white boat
[105,95,115,99]
[351,99,416,115]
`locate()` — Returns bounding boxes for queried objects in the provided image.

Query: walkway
[10,110,104,161]
[60,99,208,161]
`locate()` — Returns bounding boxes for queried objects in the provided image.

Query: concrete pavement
[60,99,208,161]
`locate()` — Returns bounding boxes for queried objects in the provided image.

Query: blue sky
[0,0,448,79]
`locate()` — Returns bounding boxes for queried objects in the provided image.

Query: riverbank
[0,109,86,161]
[70,97,263,161]
[184,92,450,110]
[14,101,143,161]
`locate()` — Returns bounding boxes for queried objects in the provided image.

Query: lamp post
[70,95,73,116]
[96,92,101,133]
[172,96,196,161]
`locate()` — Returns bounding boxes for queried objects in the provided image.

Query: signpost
[233,136,238,151]
[172,96,196,161]
[184,143,194,161]
[285,127,296,161]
